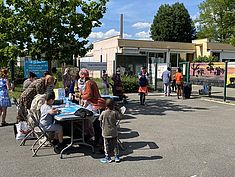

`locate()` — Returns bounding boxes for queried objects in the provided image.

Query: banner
[24,60,48,78]
[189,62,235,86]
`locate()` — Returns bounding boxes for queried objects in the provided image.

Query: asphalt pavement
[0,87,235,177]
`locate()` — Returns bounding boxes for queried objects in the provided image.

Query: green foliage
[121,75,139,93]
[196,0,235,43]
[193,56,220,62]
[0,0,109,70]
[150,2,195,42]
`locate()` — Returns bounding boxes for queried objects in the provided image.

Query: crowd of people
[0,65,185,163]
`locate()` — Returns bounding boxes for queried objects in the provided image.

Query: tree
[196,0,235,43]
[1,0,108,70]
[150,2,195,42]
[0,1,21,67]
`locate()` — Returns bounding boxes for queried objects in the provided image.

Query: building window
[212,52,220,60]
[170,53,180,67]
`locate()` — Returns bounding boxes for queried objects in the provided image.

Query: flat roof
[208,42,235,51]
[118,39,196,51]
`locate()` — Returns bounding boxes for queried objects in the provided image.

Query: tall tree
[150,2,195,42]
[0,0,108,70]
[0,1,21,67]
[196,0,235,43]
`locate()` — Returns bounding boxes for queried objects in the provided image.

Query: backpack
[139,74,148,87]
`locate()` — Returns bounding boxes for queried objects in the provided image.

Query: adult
[79,68,105,110]
[162,67,171,96]
[0,68,12,126]
[175,68,183,99]
[23,72,37,91]
[112,68,123,97]
[138,66,149,105]
[78,68,106,147]
[101,70,109,95]
[16,75,55,122]
[62,68,72,97]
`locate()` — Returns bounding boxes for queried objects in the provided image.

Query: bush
[193,56,219,62]
[121,75,139,93]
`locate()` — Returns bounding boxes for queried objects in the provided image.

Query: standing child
[40,91,64,154]
[138,66,148,105]
[175,68,183,99]
[99,99,122,163]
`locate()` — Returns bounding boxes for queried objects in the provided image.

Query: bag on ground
[15,121,31,140]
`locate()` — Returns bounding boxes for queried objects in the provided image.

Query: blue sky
[88,0,204,41]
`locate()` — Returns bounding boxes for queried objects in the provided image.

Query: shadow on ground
[126,98,208,116]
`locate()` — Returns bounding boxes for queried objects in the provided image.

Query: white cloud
[132,22,151,29]
[89,29,132,39]
[135,31,151,40]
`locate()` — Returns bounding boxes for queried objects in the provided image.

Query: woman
[16,75,55,122]
[79,68,105,110]
[138,67,148,105]
[78,68,106,147]
[0,68,12,126]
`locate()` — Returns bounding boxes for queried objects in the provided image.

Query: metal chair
[116,106,126,151]
[27,110,54,157]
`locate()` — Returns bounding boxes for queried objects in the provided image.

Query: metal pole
[224,61,228,102]
[155,62,157,91]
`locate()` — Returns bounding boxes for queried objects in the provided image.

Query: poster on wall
[157,63,168,79]
[189,62,235,86]
[24,60,48,78]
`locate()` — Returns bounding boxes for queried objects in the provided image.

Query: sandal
[1,122,9,126]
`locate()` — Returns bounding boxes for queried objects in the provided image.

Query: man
[23,72,37,91]
[162,67,171,96]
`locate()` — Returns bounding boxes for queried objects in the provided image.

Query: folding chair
[27,110,54,157]
[19,110,40,146]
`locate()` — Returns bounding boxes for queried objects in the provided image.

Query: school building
[80,36,235,77]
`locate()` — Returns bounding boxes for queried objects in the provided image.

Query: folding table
[54,102,96,159]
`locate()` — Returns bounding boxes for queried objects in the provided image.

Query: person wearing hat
[78,68,105,110]
[23,72,37,91]
[77,68,106,147]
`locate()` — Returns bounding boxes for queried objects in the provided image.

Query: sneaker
[114,155,121,163]
[100,156,112,163]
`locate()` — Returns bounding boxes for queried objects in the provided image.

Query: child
[99,99,122,163]
[138,66,148,105]
[40,91,64,154]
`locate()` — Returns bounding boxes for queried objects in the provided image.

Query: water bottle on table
[63,97,69,108]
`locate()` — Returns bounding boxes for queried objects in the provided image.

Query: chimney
[120,14,123,39]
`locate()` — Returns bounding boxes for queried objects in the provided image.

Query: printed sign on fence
[24,60,48,78]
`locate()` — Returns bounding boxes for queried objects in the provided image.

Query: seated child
[99,99,122,163]
[40,91,64,154]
